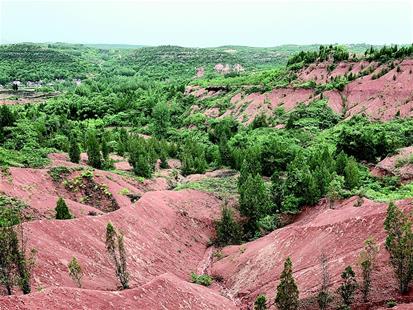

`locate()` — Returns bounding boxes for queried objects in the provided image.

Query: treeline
[287,45,350,68]
[365,44,413,63]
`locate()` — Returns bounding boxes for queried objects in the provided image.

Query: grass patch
[190,272,213,286]
[175,174,238,199]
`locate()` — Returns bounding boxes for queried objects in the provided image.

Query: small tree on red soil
[55,197,73,220]
[0,210,34,295]
[317,253,333,310]
[68,256,83,288]
[254,294,267,310]
[384,202,413,294]
[215,206,242,246]
[105,222,129,289]
[275,257,299,310]
[337,266,358,309]
[358,237,379,302]
[68,135,81,164]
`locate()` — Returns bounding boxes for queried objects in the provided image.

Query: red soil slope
[371,146,413,182]
[0,156,170,219]
[0,273,236,310]
[187,58,413,123]
[210,197,413,308]
[19,189,221,291]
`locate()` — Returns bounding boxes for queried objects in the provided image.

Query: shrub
[190,272,213,286]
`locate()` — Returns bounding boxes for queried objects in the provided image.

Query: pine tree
[317,253,332,310]
[101,134,110,161]
[68,256,83,288]
[326,174,344,208]
[359,237,379,302]
[239,174,271,225]
[86,130,102,169]
[384,202,413,293]
[105,222,129,289]
[68,135,81,164]
[0,211,32,295]
[254,294,267,310]
[344,158,360,189]
[55,197,72,220]
[215,206,242,246]
[152,100,170,138]
[337,266,358,308]
[238,147,262,189]
[335,151,348,176]
[275,257,299,310]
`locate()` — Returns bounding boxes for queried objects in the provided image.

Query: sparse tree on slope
[359,237,379,302]
[384,202,413,294]
[55,197,72,220]
[68,256,83,288]
[105,222,129,289]
[68,135,81,164]
[337,266,358,309]
[86,129,102,169]
[275,257,299,310]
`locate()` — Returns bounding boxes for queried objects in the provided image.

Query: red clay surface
[0,273,236,310]
[186,58,413,123]
[371,146,413,182]
[210,197,413,309]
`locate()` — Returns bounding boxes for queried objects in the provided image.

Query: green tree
[344,158,360,189]
[275,257,299,310]
[335,151,348,176]
[55,197,72,220]
[337,266,358,309]
[180,140,207,176]
[128,139,153,178]
[152,100,170,138]
[68,135,81,164]
[215,206,242,246]
[0,212,33,295]
[317,253,332,310]
[101,134,110,161]
[384,202,413,294]
[68,256,83,288]
[326,175,344,208]
[239,174,271,227]
[238,146,261,189]
[105,222,129,289]
[359,237,379,302]
[254,294,267,310]
[86,129,102,169]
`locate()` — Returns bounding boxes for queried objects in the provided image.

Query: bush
[190,272,213,286]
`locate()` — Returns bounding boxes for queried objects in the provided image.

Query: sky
[0,0,412,47]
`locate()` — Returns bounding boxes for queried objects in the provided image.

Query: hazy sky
[0,0,412,47]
